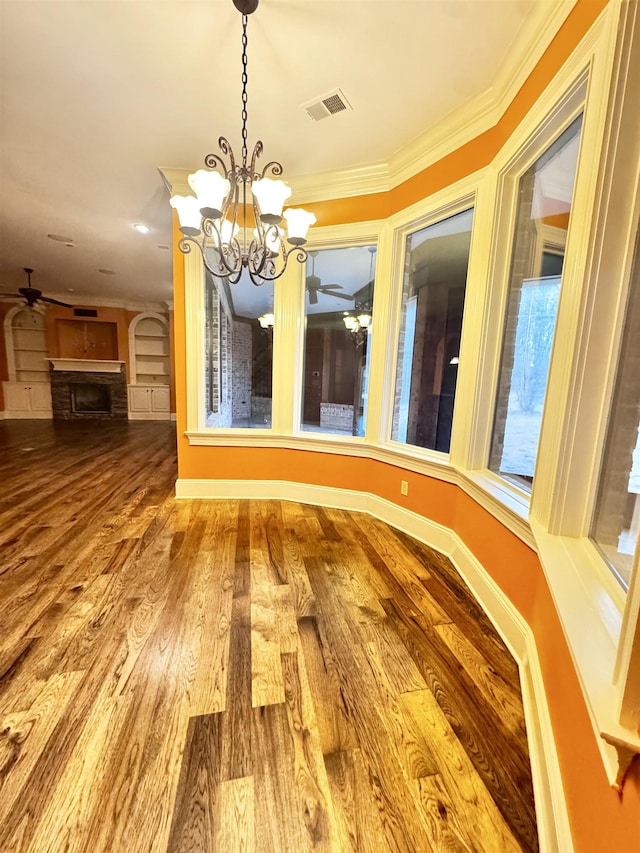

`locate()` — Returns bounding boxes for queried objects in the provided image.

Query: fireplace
[49,359,128,420]
[71,383,112,414]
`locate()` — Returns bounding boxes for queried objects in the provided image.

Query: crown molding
[47,293,169,313]
[161,0,580,208]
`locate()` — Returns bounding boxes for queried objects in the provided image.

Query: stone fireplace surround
[49,359,128,420]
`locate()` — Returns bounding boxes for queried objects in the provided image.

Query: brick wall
[232,320,252,420]
[391,236,414,440]
[320,402,354,432]
[50,365,127,420]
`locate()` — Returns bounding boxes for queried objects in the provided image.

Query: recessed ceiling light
[133,223,151,234]
[98,268,116,275]
[67,288,75,292]
[48,233,74,243]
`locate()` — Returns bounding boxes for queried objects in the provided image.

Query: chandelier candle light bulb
[188,170,231,219]
[170,0,315,285]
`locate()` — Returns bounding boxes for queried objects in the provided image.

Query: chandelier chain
[171,4,315,285]
[241,14,249,168]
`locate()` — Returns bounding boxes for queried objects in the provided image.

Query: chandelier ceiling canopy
[170,0,316,287]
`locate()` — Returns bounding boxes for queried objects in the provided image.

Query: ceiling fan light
[188,169,230,219]
[252,178,291,224]
[170,195,202,236]
[343,315,358,331]
[284,208,316,245]
[258,312,275,329]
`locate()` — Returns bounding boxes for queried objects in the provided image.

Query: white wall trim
[0,410,51,420]
[174,477,570,852]
[128,411,172,421]
[47,294,168,312]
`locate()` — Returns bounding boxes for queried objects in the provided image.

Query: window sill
[530,521,640,789]
[456,469,535,548]
[184,430,458,483]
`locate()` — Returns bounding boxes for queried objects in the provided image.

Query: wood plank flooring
[0,420,539,852]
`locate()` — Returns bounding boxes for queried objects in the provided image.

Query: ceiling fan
[0,268,73,308]
[305,251,354,305]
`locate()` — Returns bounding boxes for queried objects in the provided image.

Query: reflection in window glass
[300,246,376,436]
[489,116,583,490]
[204,270,273,428]
[592,227,640,590]
[391,208,474,453]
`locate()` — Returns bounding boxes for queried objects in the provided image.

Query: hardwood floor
[0,420,538,852]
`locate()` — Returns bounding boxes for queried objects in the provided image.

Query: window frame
[469,1,640,785]
[380,182,481,464]
[294,239,380,440]
[386,203,476,456]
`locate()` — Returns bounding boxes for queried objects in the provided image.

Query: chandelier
[343,246,375,343]
[170,0,316,286]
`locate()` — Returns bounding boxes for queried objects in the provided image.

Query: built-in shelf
[130,315,170,387]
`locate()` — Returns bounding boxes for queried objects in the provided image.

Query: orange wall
[168,310,176,414]
[172,0,640,848]
[0,302,11,411]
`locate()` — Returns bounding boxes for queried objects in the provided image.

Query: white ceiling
[0,0,568,309]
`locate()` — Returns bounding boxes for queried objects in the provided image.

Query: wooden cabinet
[127,385,170,419]
[127,313,171,420]
[2,381,53,417]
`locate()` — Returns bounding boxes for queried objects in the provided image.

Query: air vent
[74,308,98,318]
[303,88,352,122]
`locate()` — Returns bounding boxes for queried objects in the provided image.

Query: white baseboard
[175,477,572,852]
[128,411,172,421]
[1,411,52,419]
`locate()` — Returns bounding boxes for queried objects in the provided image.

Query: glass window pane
[391,208,474,453]
[204,270,273,428]
[300,246,376,436]
[591,226,640,590]
[489,116,582,490]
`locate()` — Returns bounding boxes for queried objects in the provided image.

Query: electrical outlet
[401,480,408,496]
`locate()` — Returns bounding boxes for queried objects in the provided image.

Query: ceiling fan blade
[0,292,22,299]
[309,289,318,305]
[319,284,343,291]
[40,296,74,308]
[327,291,354,301]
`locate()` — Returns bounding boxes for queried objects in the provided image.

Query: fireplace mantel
[49,358,125,374]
